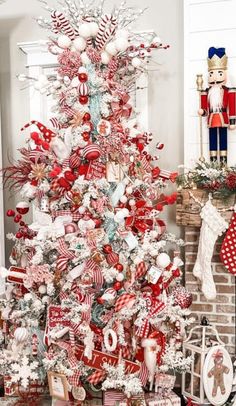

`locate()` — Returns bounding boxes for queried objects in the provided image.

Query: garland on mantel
[177,160,236,200]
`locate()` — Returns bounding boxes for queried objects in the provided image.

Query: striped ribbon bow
[56,237,75,273]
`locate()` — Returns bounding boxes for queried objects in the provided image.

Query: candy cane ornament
[51,11,76,40]
[95,14,117,50]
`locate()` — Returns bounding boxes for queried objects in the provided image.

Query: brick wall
[185,227,236,354]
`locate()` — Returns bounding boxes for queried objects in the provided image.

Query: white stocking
[193,199,228,300]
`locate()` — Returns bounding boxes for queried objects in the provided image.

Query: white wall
[184,0,236,167]
[0,0,183,261]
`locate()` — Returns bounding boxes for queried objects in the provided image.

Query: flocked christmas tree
[0,0,193,401]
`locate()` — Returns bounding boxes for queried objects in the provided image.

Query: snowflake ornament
[11,355,39,388]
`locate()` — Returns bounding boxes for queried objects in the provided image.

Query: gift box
[145,391,180,406]
[103,390,146,406]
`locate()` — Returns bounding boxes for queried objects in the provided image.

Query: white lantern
[182,319,233,405]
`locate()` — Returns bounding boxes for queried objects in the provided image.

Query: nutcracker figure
[198,47,236,163]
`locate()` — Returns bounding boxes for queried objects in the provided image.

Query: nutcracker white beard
[208,85,223,111]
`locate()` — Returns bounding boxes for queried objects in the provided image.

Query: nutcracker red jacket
[200,86,236,127]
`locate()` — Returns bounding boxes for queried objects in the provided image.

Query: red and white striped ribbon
[81,294,94,322]
[50,117,62,130]
[159,169,178,182]
[139,362,149,386]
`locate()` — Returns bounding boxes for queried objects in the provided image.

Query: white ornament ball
[115,37,129,52]
[24,293,33,302]
[89,22,99,36]
[116,273,124,282]
[58,35,72,49]
[129,199,136,206]
[126,186,133,195]
[73,37,87,51]
[38,285,47,295]
[105,42,118,56]
[42,295,50,304]
[156,252,171,268]
[132,57,142,68]
[78,206,86,214]
[115,29,129,39]
[120,195,128,204]
[81,52,90,65]
[14,327,29,343]
[101,51,111,65]
[78,23,92,38]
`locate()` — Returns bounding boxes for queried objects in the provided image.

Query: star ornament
[30,163,47,181]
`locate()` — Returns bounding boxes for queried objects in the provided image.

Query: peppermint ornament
[220,212,236,275]
[172,286,193,309]
[83,144,102,161]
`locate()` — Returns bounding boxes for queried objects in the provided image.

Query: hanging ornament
[14,327,29,343]
[72,385,86,401]
[104,328,118,352]
[156,253,171,268]
[83,144,102,160]
[16,202,29,215]
[172,286,193,309]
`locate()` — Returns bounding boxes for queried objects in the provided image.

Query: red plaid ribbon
[52,210,83,222]
[135,262,147,279]
[68,370,81,386]
[87,370,106,385]
[115,293,136,313]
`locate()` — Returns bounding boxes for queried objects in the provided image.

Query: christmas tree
[0,0,193,401]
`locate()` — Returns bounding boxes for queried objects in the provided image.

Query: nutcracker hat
[207,47,228,71]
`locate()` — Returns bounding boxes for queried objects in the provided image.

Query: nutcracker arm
[228,88,236,122]
[200,90,208,116]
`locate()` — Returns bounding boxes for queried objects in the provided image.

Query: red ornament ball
[83,112,91,122]
[83,144,101,161]
[115,263,124,272]
[16,202,29,215]
[172,268,181,278]
[15,232,23,239]
[6,209,15,217]
[97,297,104,304]
[103,244,112,254]
[14,215,22,223]
[82,131,90,141]
[172,286,193,309]
[113,281,123,291]
[78,73,88,83]
[79,95,88,105]
[64,170,77,182]
[30,132,39,142]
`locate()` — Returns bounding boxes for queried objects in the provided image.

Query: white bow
[29,209,72,240]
